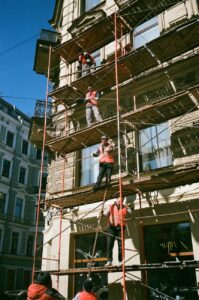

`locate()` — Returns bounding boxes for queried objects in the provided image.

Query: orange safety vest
[78,291,98,300]
[85,90,98,106]
[27,284,58,300]
[109,203,127,226]
[98,144,114,163]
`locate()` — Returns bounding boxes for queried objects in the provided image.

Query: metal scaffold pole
[114,12,127,300]
[32,45,52,282]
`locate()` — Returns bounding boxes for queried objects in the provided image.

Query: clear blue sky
[0,0,55,117]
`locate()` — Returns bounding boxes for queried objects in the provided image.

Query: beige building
[31,0,199,299]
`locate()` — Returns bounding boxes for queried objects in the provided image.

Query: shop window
[144,222,197,300]
[0,192,6,214]
[22,139,28,155]
[19,166,26,184]
[140,122,172,171]
[10,232,19,254]
[2,159,11,178]
[14,198,23,218]
[73,233,107,296]
[81,144,99,186]
[134,16,160,49]
[6,131,14,148]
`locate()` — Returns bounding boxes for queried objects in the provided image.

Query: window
[81,144,99,186]
[6,269,16,290]
[10,232,19,254]
[6,131,14,147]
[22,139,28,155]
[73,233,107,296]
[92,49,101,67]
[2,159,11,178]
[0,192,6,214]
[144,222,197,299]
[140,122,172,171]
[19,166,26,184]
[26,235,34,256]
[134,16,160,49]
[14,198,23,218]
[41,173,48,191]
[82,0,101,12]
[36,148,41,160]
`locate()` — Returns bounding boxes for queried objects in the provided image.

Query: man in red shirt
[27,271,64,300]
[85,86,102,126]
[78,51,96,77]
[103,198,133,267]
[72,280,98,300]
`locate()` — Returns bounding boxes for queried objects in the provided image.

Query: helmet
[101,135,108,140]
[35,271,52,286]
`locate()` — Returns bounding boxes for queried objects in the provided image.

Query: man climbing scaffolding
[93,135,114,190]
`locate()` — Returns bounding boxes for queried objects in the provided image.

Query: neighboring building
[32,0,199,299]
[0,98,46,291]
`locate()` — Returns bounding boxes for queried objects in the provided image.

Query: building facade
[32,0,199,299]
[0,98,46,291]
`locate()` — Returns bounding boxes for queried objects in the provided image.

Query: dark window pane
[2,159,11,178]
[41,174,47,191]
[19,167,26,184]
[6,269,16,290]
[6,131,14,147]
[0,192,6,214]
[26,235,34,256]
[36,148,41,160]
[10,232,19,254]
[22,140,28,155]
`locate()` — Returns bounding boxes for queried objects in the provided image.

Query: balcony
[33,29,60,79]
[29,100,54,149]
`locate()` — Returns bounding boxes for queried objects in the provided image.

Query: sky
[0,0,55,117]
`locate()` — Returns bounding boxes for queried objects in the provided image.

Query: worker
[85,86,102,126]
[72,279,98,300]
[103,198,133,267]
[78,51,96,76]
[27,271,65,300]
[93,135,114,189]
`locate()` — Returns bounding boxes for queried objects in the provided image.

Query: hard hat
[101,135,108,140]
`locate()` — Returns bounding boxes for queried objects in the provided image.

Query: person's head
[34,271,52,288]
[83,279,93,292]
[101,135,108,145]
[116,197,123,206]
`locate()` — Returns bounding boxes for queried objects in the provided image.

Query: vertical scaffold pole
[32,45,52,282]
[114,13,127,300]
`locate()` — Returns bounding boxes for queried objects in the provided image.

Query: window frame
[0,192,7,214]
[10,231,20,255]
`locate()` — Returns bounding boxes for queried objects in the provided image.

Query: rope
[88,187,108,278]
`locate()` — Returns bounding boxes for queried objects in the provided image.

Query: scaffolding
[31,1,199,299]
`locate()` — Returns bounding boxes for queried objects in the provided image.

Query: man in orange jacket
[78,51,96,77]
[27,271,65,300]
[93,135,114,189]
[72,280,98,300]
[103,198,133,267]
